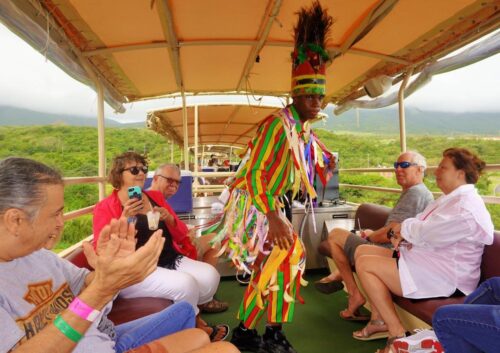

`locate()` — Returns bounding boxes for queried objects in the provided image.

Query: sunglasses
[157,175,182,186]
[394,161,418,169]
[121,166,148,175]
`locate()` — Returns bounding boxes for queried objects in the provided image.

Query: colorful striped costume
[208,105,334,328]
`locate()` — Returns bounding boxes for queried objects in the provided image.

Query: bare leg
[327,228,365,314]
[132,329,239,353]
[197,233,221,268]
[188,341,240,353]
[356,250,405,337]
[132,328,209,353]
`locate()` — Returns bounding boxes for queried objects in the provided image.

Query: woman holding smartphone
[93,152,228,342]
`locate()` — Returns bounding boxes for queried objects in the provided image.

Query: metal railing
[60,164,500,255]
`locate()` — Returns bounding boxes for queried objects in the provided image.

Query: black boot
[230,322,266,352]
[263,325,297,353]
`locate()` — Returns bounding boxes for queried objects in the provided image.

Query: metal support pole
[96,81,106,200]
[194,105,199,175]
[170,140,174,163]
[398,68,413,152]
[182,93,189,170]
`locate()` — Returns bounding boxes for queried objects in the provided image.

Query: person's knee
[196,262,220,287]
[174,274,200,302]
[173,300,196,318]
[211,341,240,353]
[354,244,370,262]
[185,328,211,345]
[354,255,369,275]
[328,228,349,245]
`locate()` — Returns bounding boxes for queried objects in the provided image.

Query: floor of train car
[208,270,384,353]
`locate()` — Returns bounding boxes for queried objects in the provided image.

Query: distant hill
[2,104,499,135]
[0,105,144,128]
[316,106,500,136]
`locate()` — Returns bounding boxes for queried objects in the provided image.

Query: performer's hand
[266,210,293,250]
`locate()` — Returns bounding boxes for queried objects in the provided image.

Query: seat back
[64,246,93,270]
[354,203,391,230]
[480,230,500,281]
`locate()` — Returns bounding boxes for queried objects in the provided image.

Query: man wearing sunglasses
[316,151,433,339]
[150,164,229,314]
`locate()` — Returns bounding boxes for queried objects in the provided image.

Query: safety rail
[339,184,500,204]
[60,163,500,254]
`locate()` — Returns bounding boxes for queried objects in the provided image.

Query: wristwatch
[387,228,395,240]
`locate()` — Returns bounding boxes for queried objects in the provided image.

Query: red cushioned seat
[64,246,172,325]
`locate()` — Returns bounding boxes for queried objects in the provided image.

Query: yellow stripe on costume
[292,74,326,81]
[255,246,289,309]
[249,122,280,211]
[293,83,326,90]
[267,138,290,188]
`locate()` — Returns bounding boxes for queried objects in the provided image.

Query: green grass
[209,272,383,353]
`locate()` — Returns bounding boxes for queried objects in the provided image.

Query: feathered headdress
[291,1,333,96]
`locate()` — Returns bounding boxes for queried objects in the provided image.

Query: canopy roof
[147,103,282,148]
[2,0,499,113]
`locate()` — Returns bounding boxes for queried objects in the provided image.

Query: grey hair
[401,150,427,170]
[154,163,181,177]
[0,157,63,220]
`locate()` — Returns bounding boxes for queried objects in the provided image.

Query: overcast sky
[0,23,499,123]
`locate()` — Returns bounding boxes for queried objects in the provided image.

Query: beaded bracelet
[54,315,82,343]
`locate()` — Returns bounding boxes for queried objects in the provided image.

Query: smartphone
[127,186,142,200]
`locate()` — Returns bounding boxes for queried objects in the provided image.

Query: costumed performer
[205,2,336,352]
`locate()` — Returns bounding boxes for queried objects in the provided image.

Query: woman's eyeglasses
[157,175,182,187]
[121,166,149,175]
[394,161,418,169]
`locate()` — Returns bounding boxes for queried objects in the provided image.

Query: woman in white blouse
[354,147,494,353]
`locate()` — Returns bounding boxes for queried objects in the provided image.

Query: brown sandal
[200,298,229,313]
[353,320,389,341]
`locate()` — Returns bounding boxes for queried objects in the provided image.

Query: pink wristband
[68,297,100,322]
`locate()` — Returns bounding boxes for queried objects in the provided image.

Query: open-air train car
[1,0,499,350]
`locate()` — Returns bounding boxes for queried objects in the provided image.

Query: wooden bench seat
[64,246,172,325]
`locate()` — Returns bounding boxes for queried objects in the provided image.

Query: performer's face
[293,94,324,121]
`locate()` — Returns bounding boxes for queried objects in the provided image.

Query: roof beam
[83,39,409,65]
[337,0,398,54]
[236,0,283,91]
[156,0,183,92]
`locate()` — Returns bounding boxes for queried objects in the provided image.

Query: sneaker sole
[392,338,443,353]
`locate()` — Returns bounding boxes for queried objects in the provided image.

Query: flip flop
[340,308,371,322]
[352,320,389,341]
[208,324,230,342]
[314,279,344,294]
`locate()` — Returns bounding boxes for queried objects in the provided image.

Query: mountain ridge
[0,105,144,127]
[1,105,499,135]
[318,106,499,135]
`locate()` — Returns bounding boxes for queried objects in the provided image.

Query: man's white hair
[400,150,427,170]
[154,163,180,176]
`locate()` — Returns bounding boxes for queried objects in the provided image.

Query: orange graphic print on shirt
[16,280,76,342]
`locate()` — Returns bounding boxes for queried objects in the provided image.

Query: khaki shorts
[343,232,391,266]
